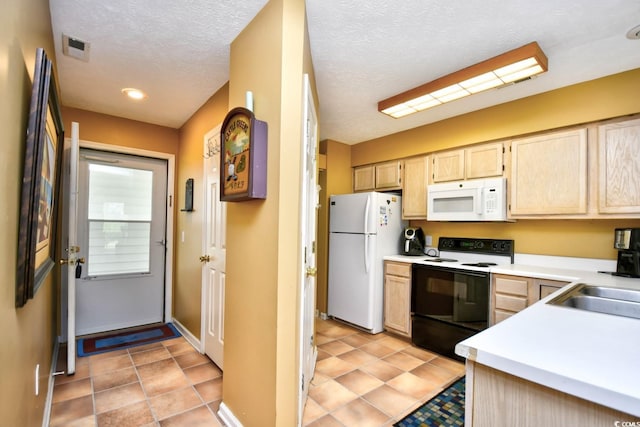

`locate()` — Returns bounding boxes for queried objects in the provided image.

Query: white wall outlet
[35,364,39,396]
[425,235,433,246]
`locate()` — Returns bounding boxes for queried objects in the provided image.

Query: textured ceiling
[50,0,640,144]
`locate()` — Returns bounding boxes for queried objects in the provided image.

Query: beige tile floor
[303,319,464,426]
[49,319,464,426]
[49,335,224,427]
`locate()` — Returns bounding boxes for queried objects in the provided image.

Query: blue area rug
[77,323,181,357]
[395,377,465,427]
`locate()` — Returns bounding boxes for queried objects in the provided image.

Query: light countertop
[383,254,640,416]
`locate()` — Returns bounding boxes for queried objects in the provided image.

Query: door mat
[394,377,465,427]
[77,323,181,357]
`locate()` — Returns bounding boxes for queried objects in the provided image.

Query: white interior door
[299,74,319,423]
[202,124,226,368]
[75,149,168,335]
[61,122,80,374]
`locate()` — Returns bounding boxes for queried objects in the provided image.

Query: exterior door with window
[76,149,168,336]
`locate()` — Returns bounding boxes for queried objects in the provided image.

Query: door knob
[199,255,211,262]
[305,267,317,277]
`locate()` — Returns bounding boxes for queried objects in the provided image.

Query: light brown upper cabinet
[432,149,465,182]
[432,142,504,182]
[353,164,375,192]
[402,155,429,219]
[354,160,402,192]
[509,128,588,216]
[598,117,640,214]
[465,142,504,179]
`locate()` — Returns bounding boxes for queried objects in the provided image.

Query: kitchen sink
[547,283,640,320]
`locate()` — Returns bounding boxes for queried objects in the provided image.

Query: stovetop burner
[461,262,498,267]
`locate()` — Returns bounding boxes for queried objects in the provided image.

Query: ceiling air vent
[62,34,90,62]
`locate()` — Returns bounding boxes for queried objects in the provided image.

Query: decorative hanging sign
[220,107,268,201]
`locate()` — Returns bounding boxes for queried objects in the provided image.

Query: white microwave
[427,177,508,221]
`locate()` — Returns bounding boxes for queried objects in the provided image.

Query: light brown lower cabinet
[491,274,568,325]
[465,361,633,427]
[384,261,411,337]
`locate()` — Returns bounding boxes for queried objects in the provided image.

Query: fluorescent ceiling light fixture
[121,87,147,100]
[378,42,548,118]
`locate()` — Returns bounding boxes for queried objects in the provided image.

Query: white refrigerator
[328,192,406,333]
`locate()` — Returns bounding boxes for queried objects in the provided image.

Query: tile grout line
[128,347,160,425]
[167,340,216,424]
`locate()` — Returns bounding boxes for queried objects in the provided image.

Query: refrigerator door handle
[363,194,371,235]
[364,235,371,274]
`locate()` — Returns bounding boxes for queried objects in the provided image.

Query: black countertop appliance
[403,227,425,256]
[614,228,640,278]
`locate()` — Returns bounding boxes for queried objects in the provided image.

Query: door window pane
[87,164,153,276]
[87,221,150,275]
[88,164,153,221]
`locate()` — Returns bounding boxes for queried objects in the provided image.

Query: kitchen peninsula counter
[456,269,640,418]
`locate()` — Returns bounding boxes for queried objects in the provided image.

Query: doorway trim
[67,139,175,327]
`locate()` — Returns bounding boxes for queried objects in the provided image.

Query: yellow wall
[174,84,229,336]
[348,69,640,261]
[412,219,640,261]
[316,140,353,312]
[0,0,57,425]
[223,0,311,425]
[61,107,179,157]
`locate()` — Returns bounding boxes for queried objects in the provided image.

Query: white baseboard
[42,339,60,427]
[218,402,244,427]
[171,318,201,352]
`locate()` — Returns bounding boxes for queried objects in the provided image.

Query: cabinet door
[510,129,588,216]
[433,149,465,182]
[402,156,429,219]
[384,274,411,337]
[535,278,569,301]
[598,118,640,214]
[466,142,504,179]
[384,261,411,337]
[353,165,375,192]
[375,160,402,189]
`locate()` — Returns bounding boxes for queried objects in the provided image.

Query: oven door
[411,264,489,360]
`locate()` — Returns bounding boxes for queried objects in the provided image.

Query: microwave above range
[427,177,508,222]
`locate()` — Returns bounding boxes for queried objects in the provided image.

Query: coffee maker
[403,227,425,256]
[613,228,640,278]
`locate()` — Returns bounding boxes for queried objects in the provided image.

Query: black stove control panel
[438,237,514,256]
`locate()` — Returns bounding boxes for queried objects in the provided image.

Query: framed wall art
[16,48,64,307]
[219,107,268,202]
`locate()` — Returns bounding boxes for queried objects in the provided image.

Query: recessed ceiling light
[627,24,640,40]
[121,88,147,100]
